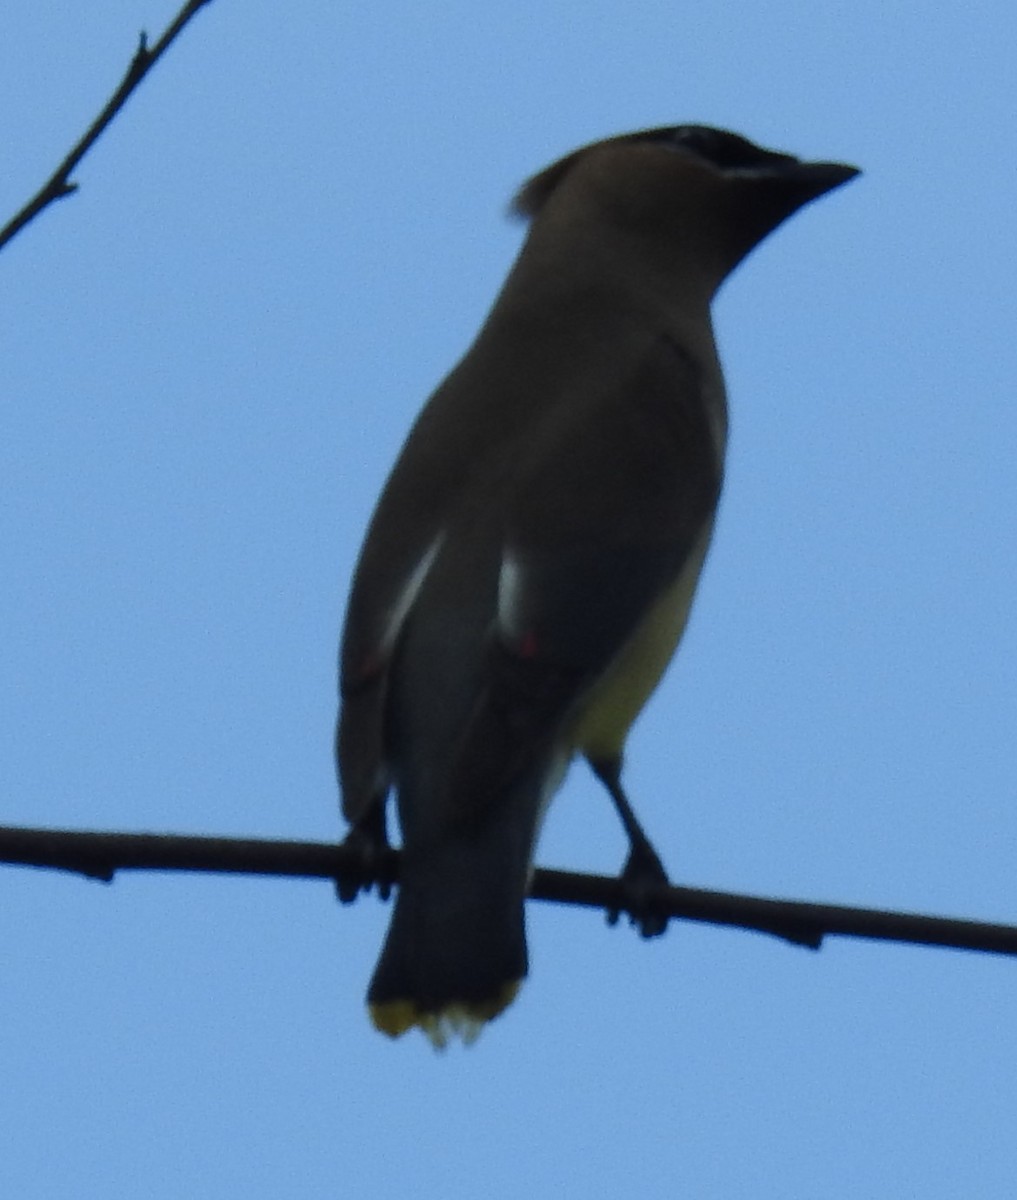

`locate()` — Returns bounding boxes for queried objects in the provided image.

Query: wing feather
[447,333,723,818]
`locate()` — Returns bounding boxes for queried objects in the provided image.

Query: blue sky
[2,2,1016,1196]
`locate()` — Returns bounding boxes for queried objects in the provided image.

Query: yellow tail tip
[370,981,521,1049]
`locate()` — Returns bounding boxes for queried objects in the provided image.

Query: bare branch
[0,0,214,253]
[2,823,1015,959]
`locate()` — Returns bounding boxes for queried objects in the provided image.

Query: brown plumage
[337,125,859,1046]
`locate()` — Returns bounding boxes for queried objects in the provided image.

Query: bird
[336,124,859,1047]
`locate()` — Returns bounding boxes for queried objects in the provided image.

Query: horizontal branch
[2,823,1015,959]
[0,0,214,253]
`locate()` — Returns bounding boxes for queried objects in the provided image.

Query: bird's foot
[607,838,671,939]
[335,811,392,904]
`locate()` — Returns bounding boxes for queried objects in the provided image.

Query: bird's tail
[367,822,532,1049]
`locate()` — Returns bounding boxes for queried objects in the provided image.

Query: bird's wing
[338,443,458,822]
[447,332,724,821]
[338,548,440,821]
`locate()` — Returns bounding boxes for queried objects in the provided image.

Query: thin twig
[0,0,214,253]
[2,823,1015,959]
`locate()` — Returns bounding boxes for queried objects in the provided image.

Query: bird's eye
[657,126,798,172]
[671,128,716,156]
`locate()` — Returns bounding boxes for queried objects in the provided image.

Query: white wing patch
[496,550,526,639]
[378,533,445,654]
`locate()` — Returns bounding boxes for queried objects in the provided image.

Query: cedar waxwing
[337,125,858,1047]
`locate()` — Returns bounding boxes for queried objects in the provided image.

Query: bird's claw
[606,839,671,938]
[336,822,392,904]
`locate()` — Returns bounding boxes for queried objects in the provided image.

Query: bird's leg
[588,756,671,938]
[336,800,392,904]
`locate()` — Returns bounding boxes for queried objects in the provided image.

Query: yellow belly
[570,526,713,759]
